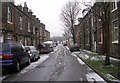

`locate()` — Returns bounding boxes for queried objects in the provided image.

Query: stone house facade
[0,2,50,48]
[75,1,120,58]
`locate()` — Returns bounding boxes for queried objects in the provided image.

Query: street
[2,44,106,82]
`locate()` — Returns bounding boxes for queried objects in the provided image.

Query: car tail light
[28,51,32,54]
[2,54,14,59]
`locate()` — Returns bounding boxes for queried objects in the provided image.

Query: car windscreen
[0,43,10,52]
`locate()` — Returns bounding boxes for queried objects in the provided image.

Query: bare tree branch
[60,0,81,44]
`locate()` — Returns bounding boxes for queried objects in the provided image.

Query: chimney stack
[17,5,22,11]
[28,9,33,15]
[33,15,36,18]
[23,2,28,13]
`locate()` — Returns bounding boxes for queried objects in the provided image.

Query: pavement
[73,49,120,83]
[80,49,120,66]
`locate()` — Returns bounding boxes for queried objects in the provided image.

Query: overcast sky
[15,0,71,37]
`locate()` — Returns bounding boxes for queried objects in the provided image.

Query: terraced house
[0,1,50,48]
[75,1,120,59]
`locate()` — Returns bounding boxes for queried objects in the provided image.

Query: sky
[15,0,70,37]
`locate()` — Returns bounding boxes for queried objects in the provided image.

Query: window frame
[7,6,13,23]
[111,0,118,12]
[19,16,23,30]
[33,25,35,34]
[112,20,118,43]
[28,21,31,32]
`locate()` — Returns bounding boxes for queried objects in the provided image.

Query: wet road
[2,44,98,82]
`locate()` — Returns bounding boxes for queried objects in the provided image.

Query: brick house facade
[0,2,50,48]
[75,2,120,58]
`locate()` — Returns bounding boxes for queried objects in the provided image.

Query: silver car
[25,46,40,61]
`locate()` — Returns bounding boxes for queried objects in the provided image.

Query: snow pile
[77,57,86,65]
[71,53,77,58]
[106,74,116,80]
[110,57,120,62]
[74,51,80,54]
[83,49,93,54]
[90,56,105,61]
[86,72,107,83]
[86,67,107,82]
[65,46,69,50]
[79,54,89,60]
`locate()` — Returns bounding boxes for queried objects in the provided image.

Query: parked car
[25,46,40,61]
[0,42,31,71]
[70,44,80,52]
[63,43,67,46]
[39,43,53,54]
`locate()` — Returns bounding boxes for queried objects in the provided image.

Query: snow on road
[18,54,49,75]
[77,57,86,65]
[86,72,107,83]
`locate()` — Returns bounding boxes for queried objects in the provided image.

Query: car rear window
[25,47,30,51]
[0,43,10,52]
[27,46,36,50]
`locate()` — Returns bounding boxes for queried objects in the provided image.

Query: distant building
[45,30,50,41]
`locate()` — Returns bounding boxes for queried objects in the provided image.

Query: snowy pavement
[81,49,120,64]
[73,50,120,83]
[71,53,107,83]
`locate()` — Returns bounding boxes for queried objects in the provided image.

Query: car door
[11,44,22,63]
[17,44,28,64]
[20,44,29,63]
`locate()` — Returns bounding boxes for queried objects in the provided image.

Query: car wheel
[38,56,40,59]
[33,55,36,61]
[16,61,20,72]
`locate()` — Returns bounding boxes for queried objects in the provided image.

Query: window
[20,16,22,29]
[0,34,4,43]
[7,7,12,23]
[91,15,93,27]
[112,20,118,43]
[28,22,30,32]
[33,25,35,34]
[112,0,117,10]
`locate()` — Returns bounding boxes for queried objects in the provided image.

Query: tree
[60,1,81,44]
[82,1,110,65]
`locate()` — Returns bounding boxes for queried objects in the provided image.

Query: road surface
[2,44,106,83]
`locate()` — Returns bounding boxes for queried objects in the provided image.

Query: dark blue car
[0,42,31,71]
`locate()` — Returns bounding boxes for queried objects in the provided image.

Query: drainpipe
[13,4,16,42]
